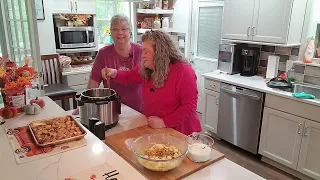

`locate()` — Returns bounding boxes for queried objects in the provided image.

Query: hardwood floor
[211,137,300,180]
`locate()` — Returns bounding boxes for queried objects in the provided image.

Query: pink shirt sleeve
[113,67,143,85]
[163,65,198,128]
[90,51,104,83]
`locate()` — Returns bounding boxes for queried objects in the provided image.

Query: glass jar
[185,132,215,162]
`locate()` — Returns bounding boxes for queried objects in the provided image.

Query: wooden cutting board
[105,125,225,180]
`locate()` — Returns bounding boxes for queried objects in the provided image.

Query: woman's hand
[147,116,166,129]
[101,68,117,80]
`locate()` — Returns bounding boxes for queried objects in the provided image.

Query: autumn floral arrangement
[0,55,39,112]
[59,14,92,27]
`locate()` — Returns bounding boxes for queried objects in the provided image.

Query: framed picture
[35,0,45,20]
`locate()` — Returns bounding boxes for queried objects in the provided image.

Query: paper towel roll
[266,55,280,79]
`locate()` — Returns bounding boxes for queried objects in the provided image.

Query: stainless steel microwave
[57,26,95,49]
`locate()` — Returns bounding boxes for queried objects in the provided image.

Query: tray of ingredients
[28,116,87,147]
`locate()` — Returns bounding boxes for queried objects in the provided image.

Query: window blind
[197,5,223,59]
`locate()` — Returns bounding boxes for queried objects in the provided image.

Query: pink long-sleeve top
[113,62,202,135]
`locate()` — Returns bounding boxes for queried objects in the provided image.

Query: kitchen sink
[291,83,320,99]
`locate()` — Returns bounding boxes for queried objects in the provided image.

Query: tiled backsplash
[246,44,300,77]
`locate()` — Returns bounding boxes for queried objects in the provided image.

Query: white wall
[172,0,192,58]
[36,0,56,55]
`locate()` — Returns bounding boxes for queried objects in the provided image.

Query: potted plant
[59,14,92,27]
[0,55,39,113]
[104,27,113,44]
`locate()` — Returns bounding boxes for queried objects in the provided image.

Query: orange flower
[16,76,32,87]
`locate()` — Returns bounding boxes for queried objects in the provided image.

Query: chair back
[40,54,61,85]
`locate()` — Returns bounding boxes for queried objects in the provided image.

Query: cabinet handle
[303,126,309,137]
[297,123,302,134]
[216,97,219,106]
[70,1,73,12]
[247,27,250,37]
[251,27,255,37]
[75,1,78,12]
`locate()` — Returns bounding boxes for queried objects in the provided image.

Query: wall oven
[57,26,95,49]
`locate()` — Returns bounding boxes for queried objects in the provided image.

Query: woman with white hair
[89,14,143,113]
[102,30,201,135]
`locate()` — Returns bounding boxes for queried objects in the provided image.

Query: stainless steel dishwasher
[217,83,264,154]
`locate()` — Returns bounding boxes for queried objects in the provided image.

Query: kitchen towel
[266,55,280,79]
[292,92,315,99]
[6,126,87,164]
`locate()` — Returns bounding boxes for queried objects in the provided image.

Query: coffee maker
[217,43,247,74]
[240,47,260,76]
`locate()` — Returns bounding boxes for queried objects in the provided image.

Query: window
[0,0,31,66]
[96,0,131,47]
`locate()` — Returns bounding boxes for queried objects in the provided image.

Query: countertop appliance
[57,26,95,49]
[217,83,265,154]
[77,88,121,130]
[240,47,260,76]
[217,43,247,74]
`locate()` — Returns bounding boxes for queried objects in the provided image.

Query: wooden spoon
[106,77,111,96]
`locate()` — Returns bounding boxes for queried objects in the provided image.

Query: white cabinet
[251,0,292,43]
[260,105,320,179]
[259,107,304,169]
[52,0,96,14]
[222,0,307,45]
[221,0,255,41]
[203,89,219,134]
[297,120,320,180]
[52,0,73,14]
[74,0,96,14]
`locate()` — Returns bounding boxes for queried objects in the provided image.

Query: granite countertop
[203,71,320,107]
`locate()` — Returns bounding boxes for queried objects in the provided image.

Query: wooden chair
[41,54,77,110]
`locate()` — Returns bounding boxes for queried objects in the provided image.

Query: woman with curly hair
[102,30,201,135]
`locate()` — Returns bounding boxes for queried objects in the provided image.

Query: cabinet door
[203,89,219,134]
[221,0,255,40]
[259,107,304,169]
[297,120,320,179]
[52,0,73,14]
[74,0,96,14]
[251,0,292,43]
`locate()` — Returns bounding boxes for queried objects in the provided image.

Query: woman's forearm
[87,78,100,88]
[113,67,142,85]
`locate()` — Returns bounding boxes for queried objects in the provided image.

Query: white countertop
[203,71,320,107]
[0,97,265,180]
[62,65,92,76]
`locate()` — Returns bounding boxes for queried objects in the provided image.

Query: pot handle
[94,101,109,105]
[124,138,135,151]
[117,94,121,114]
[76,94,84,106]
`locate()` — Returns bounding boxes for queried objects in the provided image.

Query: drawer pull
[209,84,216,88]
[297,123,302,134]
[303,126,309,137]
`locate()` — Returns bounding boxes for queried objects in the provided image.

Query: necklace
[119,54,133,71]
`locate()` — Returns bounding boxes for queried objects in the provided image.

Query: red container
[1,88,26,113]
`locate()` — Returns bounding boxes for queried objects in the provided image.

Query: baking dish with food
[28,115,87,147]
[125,133,189,171]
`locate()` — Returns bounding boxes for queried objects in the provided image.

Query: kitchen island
[0,97,264,180]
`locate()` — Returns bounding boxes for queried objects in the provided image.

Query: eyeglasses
[111,28,130,32]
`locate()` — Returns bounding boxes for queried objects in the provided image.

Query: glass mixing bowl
[127,133,189,172]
